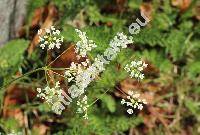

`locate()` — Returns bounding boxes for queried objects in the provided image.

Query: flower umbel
[121,90,147,114]
[124,60,148,80]
[64,59,90,83]
[36,81,65,114]
[38,26,64,49]
[76,95,89,119]
[75,29,97,58]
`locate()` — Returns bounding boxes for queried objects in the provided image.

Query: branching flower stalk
[36,28,148,118]
[2,26,149,119]
[121,90,147,114]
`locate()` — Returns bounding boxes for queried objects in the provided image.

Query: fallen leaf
[3,84,36,126]
[28,4,58,55]
[49,44,78,68]
[31,7,45,28]
[33,123,49,135]
[141,106,172,134]
[140,3,153,21]
[171,0,191,12]
[193,2,200,20]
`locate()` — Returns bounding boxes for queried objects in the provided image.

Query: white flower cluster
[37,81,72,115]
[75,29,97,58]
[65,59,90,83]
[121,91,147,114]
[36,32,133,116]
[76,95,89,119]
[38,26,64,49]
[37,81,62,104]
[124,60,148,80]
[35,11,149,118]
[68,32,133,99]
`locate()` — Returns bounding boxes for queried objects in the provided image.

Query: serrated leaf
[141,50,172,73]
[99,94,116,113]
[165,30,186,61]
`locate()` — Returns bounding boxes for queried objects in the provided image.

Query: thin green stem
[0,68,44,90]
[47,69,67,79]
[45,70,49,86]
[89,89,110,107]
[48,67,70,70]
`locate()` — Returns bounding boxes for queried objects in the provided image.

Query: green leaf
[141,50,173,73]
[65,115,142,134]
[99,94,116,113]
[186,61,200,79]
[185,99,200,116]
[0,118,21,133]
[152,13,174,30]
[132,28,166,47]
[165,30,186,61]
[192,86,200,94]
[87,5,125,25]
[128,0,142,9]
[0,39,29,87]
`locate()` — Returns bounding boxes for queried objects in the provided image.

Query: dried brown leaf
[28,4,58,55]
[33,123,49,135]
[140,3,153,21]
[171,0,191,12]
[3,84,36,126]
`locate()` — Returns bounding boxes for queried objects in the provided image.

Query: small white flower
[131,61,137,67]
[68,77,74,82]
[138,66,143,71]
[132,93,140,98]
[82,95,87,102]
[121,99,126,104]
[128,91,134,96]
[126,102,133,107]
[40,44,45,49]
[143,62,148,68]
[65,70,71,76]
[38,29,42,35]
[83,113,88,119]
[37,88,42,93]
[51,26,55,30]
[127,108,133,114]
[137,61,143,65]
[142,99,148,104]
[127,96,131,99]
[138,104,143,110]
[135,73,139,78]
[45,28,51,33]
[139,74,144,79]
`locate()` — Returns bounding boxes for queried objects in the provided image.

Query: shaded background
[0,0,200,135]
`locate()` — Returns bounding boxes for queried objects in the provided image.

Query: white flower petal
[127,108,133,114]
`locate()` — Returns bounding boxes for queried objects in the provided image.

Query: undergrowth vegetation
[0,0,200,135]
